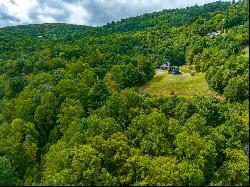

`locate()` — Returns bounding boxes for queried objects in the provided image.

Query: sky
[0,0,231,28]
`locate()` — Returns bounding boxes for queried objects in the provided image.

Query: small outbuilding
[191,70,196,76]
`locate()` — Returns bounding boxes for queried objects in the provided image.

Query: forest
[0,0,249,186]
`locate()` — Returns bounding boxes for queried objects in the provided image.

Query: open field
[140,66,223,100]
[242,46,249,57]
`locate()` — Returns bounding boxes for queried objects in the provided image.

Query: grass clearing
[242,46,249,57]
[140,69,223,100]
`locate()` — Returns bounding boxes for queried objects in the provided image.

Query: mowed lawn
[140,68,223,100]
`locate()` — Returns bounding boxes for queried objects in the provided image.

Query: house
[159,61,171,70]
[159,61,181,74]
[168,66,181,74]
[206,32,220,37]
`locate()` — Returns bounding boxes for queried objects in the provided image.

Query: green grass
[140,69,223,100]
[242,47,249,58]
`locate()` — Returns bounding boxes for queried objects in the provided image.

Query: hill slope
[0,0,249,186]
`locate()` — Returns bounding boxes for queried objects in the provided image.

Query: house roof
[160,64,168,68]
[207,32,220,37]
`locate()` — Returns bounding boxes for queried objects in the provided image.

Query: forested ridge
[0,0,249,186]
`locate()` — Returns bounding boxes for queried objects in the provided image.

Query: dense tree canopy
[0,0,249,186]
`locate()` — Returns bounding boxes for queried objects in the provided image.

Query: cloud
[0,0,91,27]
[0,0,231,28]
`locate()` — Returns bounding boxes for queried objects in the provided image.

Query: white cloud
[64,2,90,25]
[0,0,38,24]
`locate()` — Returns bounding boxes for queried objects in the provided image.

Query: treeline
[0,0,249,186]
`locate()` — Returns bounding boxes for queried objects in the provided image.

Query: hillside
[101,1,231,33]
[0,0,249,186]
[2,23,99,42]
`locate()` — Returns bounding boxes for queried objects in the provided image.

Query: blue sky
[0,0,231,28]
